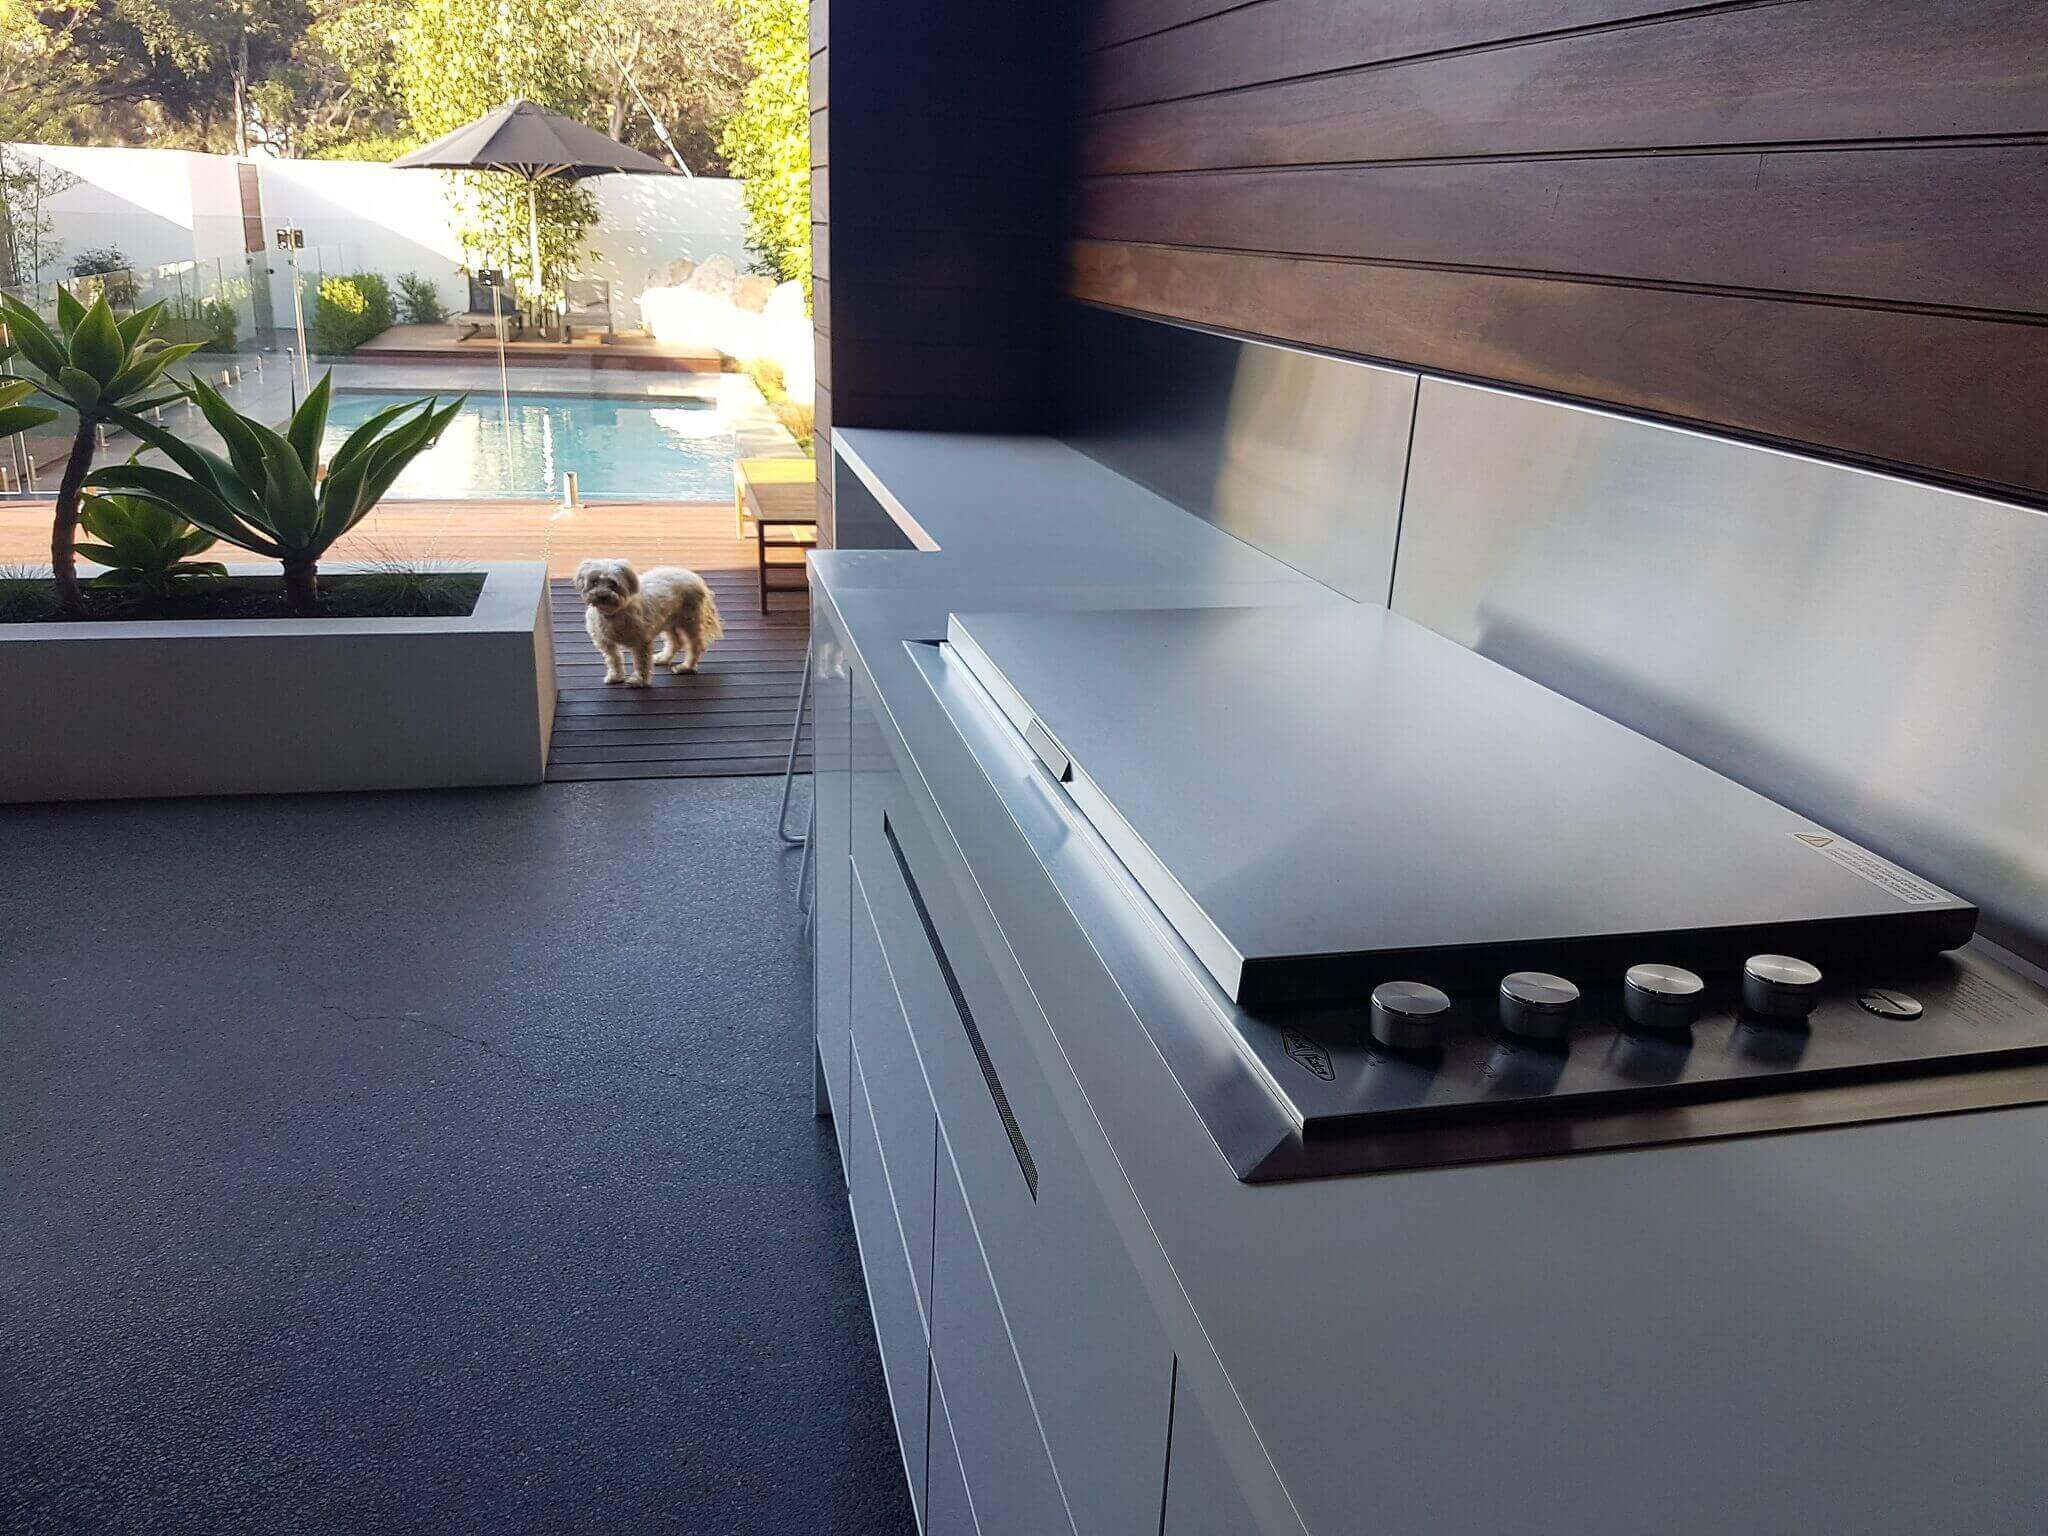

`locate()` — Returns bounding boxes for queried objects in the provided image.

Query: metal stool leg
[796,807,815,916]
[777,629,814,847]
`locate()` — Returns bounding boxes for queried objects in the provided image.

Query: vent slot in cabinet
[883,812,1039,1200]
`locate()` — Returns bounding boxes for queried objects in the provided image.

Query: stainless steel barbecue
[924,603,2047,1181]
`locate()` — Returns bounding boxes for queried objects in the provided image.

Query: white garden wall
[5,143,749,315]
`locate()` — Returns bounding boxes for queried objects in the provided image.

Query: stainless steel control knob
[1742,955,1823,1020]
[1623,963,1705,1032]
[1370,981,1452,1051]
[1499,972,1580,1041]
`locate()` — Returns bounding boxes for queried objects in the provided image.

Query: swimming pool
[322,390,737,501]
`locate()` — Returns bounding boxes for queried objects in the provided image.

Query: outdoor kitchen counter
[810,429,2048,1536]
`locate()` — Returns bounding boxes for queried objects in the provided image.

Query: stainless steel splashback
[1391,378,2048,967]
[1061,302,1416,603]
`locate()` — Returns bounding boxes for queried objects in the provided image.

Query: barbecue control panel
[1224,947,2048,1179]
[1369,955,1832,1053]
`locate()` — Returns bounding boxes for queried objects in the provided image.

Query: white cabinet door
[851,860,936,1331]
[849,1040,930,1527]
[926,1371,980,1536]
[931,1132,1074,1536]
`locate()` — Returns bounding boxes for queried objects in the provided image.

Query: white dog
[574,558,724,688]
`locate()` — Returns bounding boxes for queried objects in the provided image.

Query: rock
[663,258,697,286]
[687,255,738,297]
[732,274,776,313]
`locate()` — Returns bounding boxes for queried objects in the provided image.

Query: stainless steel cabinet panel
[857,768,1174,1536]
[850,1041,931,1529]
[851,862,937,1331]
[932,1134,1074,1536]
[1163,1376,1263,1536]
[812,596,855,1163]
[926,1371,979,1536]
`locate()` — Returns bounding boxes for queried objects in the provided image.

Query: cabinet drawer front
[856,758,1174,1536]
[926,1370,980,1536]
[850,1041,931,1528]
[932,1135,1073,1536]
[852,863,937,1331]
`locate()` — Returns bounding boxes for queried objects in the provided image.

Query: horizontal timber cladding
[1078,1,2048,174]
[1066,0,2048,500]
[1071,147,2048,318]
[1067,240,2048,502]
[1085,0,1744,111]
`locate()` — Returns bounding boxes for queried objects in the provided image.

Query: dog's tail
[699,583,725,645]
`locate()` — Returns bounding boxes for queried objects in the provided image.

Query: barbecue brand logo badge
[1796,834,1834,849]
[1282,1029,1336,1081]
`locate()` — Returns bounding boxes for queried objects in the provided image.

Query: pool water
[322,390,737,501]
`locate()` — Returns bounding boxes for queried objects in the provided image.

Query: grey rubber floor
[1,778,914,1534]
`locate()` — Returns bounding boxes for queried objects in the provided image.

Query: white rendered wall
[5,144,212,278]
[5,143,748,313]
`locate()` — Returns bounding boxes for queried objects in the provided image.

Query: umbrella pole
[490,279,510,424]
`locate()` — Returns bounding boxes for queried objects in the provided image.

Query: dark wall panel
[1067,0,2048,502]
[811,0,830,501]
[813,0,1080,486]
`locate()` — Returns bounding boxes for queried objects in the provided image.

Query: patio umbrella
[393,99,675,330]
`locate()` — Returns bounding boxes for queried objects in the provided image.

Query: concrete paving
[0,776,913,1534]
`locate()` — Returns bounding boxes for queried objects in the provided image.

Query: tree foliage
[719,0,807,292]
[395,0,599,302]
[594,0,744,175]
[4,0,748,176]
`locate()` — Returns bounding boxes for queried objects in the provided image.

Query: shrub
[313,272,396,353]
[67,247,139,309]
[741,355,815,456]
[0,562,60,622]
[161,297,238,354]
[396,273,449,325]
[68,245,127,276]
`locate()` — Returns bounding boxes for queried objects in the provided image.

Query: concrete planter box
[1,561,554,802]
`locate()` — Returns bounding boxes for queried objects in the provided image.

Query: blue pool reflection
[323,390,737,501]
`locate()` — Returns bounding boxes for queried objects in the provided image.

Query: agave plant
[0,377,58,440]
[76,492,225,603]
[0,290,199,615]
[89,371,463,613]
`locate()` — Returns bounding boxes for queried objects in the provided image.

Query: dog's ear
[618,564,640,595]
[572,559,598,594]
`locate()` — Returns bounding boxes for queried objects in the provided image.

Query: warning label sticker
[1790,832,1951,906]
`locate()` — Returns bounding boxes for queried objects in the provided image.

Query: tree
[69,0,307,152]
[395,0,599,305]
[0,0,96,142]
[249,0,407,156]
[0,149,79,288]
[719,0,807,292]
[591,0,744,177]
